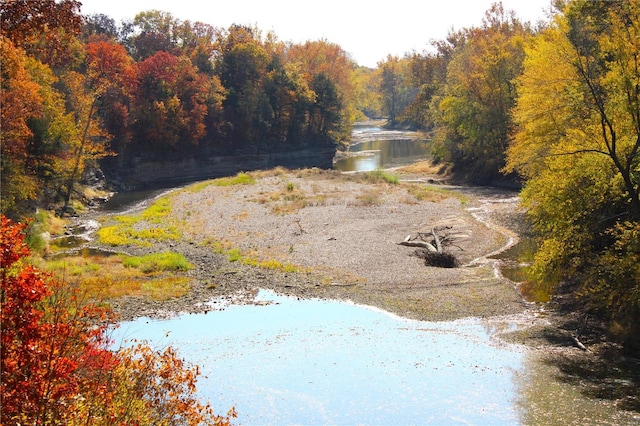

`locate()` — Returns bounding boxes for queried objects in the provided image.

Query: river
[95,123,639,424]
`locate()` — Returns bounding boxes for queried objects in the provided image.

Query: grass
[25,210,67,253]
[208,241,307,274]
[352,189,383,206]
[404,183,468,204]
[97,196,181,247]
[397,160,448,175]
[122,252,192,273]
[250,183,311,215]
[349,170,400,185]
[185,180,214,193]
[212,172,256,187]
[41,251,192,301]
[140,277,191,301]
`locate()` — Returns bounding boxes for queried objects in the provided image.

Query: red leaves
[1,215,30,269]
[0,215,112,423]
[134,51,209,145]
[1,215,235,425]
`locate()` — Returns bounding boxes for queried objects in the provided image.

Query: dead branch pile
[397,226,465,268]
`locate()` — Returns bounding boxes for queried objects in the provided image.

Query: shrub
[414,249,459,268]
[1,215,235,425]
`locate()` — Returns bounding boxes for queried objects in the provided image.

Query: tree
[405,32,466,133]
[132,51,209,150]
[81,14,119,41]
[378,55,401,126]
[215,25,271,146]
[505,0,640,352]
[0,0,83,66]
[435,3,529,183]
[286,40,356,141]
[307,73,343,143]
[1,215,236,424]
[1,215,117,424]
[351,66,382,120]
[126,9,181,60]
[0,37,44,217]
[58,38,136,211]
[377,55,417,127]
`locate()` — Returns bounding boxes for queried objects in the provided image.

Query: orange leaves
[85,40,136,93]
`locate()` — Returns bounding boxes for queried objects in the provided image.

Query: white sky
[78,0,554,68]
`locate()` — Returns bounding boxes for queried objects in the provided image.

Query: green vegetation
[365,170,399,184]
[210,242,305,274]
[346,170,400,185]
[122,252,192,273]
[186,180,214,193]
[97,197,180,247]
[353,189,383,206]
[404,184,467,204]
[40,250,193,302]
[25,210,67,253]
[213,172,256,187]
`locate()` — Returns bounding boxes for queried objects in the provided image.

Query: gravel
[107,169,529,323]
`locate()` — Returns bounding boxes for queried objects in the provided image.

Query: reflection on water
[334,139,429,172]
[492,231,552,303]
[114,291,640,425]
[114,290,525,425]
[516,351,640,425]
[100,188,168,212]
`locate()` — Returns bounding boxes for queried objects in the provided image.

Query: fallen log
[432,228,442,253]
[571,334,589,351]
[398,240,438,252]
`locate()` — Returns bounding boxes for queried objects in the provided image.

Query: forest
[1,0,639,423]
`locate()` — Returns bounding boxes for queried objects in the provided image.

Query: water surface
[115,290,525,425]
[334,139,429,172]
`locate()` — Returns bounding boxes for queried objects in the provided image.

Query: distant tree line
[1,1,362,217]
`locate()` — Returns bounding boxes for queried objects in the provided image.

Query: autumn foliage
[0,216,235,425]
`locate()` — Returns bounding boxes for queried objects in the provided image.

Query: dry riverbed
[103,167,529,323]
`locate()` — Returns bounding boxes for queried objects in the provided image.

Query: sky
[78,0,554,68]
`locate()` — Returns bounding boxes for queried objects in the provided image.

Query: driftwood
[397,226,463,253]
[571,335,589,351]
[571,314,590,351]
[398,226,462,268]
[398,239,438,252]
